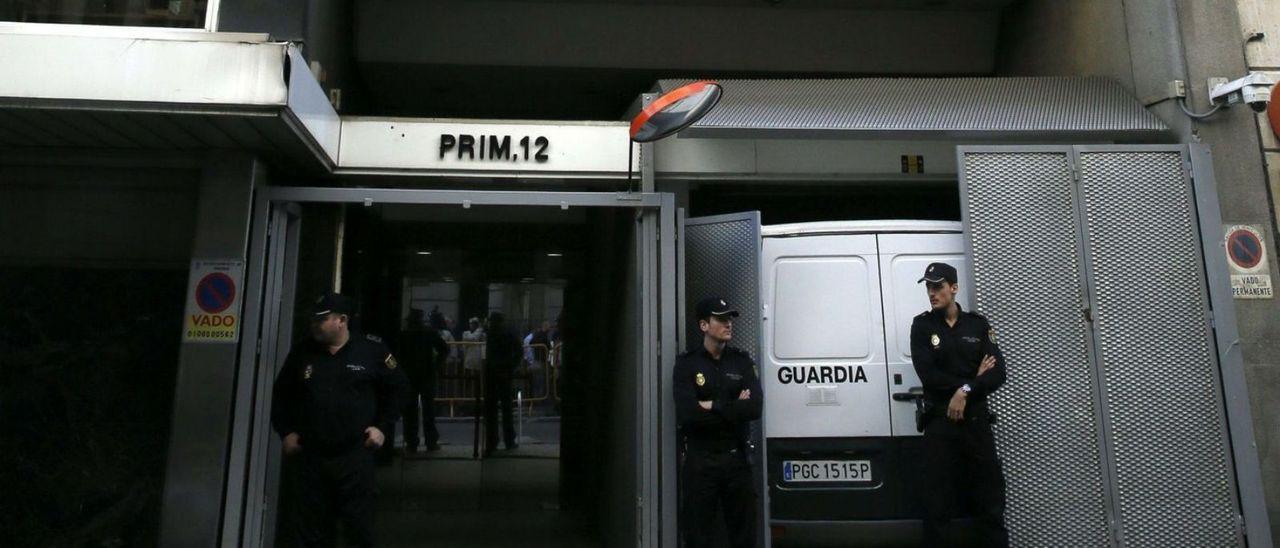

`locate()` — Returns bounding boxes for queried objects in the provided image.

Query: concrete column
[158,152,262,547]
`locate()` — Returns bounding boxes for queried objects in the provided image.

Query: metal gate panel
[959,148,1114,547]
[684,212,762,360]
[683,211,768,548]
[1077,149,1241,547]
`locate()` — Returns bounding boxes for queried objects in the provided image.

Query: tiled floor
[373,417,596,547]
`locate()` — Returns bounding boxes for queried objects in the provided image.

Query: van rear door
[876,232,970,437]
[762,233,888,439]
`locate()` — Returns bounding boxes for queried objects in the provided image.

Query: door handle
[891,386,925,402]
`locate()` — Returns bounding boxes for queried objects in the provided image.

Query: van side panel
[876,233,970,437]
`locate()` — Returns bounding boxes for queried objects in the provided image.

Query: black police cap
[312,293,355,318]
[695,296,740,320]
[918,262,958,284]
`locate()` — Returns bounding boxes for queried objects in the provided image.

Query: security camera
[1209,73,1277,112]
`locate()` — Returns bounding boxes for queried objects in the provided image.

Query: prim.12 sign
[440,134,549,163]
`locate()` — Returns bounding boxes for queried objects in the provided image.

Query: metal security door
[958,145,1252,547]
[682,212,769,548]
[1074,147,1241,547]
[958,147,1115,546]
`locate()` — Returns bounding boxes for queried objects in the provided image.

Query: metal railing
[435,342,560,417]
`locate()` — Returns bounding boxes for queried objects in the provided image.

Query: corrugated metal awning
[657,77,1170,141]
[0,27,339,172]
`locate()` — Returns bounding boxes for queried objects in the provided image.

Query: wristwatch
[960,383,973,395]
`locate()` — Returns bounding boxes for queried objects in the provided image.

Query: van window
[771,258,872,360]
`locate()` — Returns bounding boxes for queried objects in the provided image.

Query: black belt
[686,440,740,454]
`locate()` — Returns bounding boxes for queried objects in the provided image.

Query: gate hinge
[1238,514,1247,536]
[1207,310,1216,329]
[1084,308,1094,323]
[1071,166,1082,183]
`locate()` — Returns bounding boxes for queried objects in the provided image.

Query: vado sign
[184,259,245,342]
[1224,224,1273,299]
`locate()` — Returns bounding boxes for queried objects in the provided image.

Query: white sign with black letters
[338,118,633,176]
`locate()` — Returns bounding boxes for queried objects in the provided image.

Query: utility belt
[916,400,998,432]
[685,438,743,455]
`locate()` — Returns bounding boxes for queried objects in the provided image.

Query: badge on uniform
[385,354,398,369]
[695,372,706,386]
[988,328,997,344]
[930,334,941,348]
[304,364,313,380]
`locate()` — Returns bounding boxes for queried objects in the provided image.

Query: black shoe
[427,443,442,452]
[404,445,419,455]
[505,442,519,451]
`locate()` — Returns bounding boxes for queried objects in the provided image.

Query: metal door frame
[221,186,676,548]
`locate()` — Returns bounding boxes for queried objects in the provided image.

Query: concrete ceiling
[350,0,1017,119]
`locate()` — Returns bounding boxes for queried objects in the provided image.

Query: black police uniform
[271,332,409,547]
[484,315,521,454]
[399,323,449,451]
[674,343,763,548]
[910,302,1009,547]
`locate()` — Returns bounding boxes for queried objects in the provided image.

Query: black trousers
[682,448,757,548]
[403,366,439,448]
[921,413,1009,548]
[484,369,516,450]
[291,446,376,548]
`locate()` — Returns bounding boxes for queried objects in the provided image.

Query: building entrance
[223,187,675,548]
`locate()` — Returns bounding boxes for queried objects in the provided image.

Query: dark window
[1,0,208,28]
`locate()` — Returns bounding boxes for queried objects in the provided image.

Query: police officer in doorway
[271,293,409,547]
[483,310,521,456]
[910,263,1008,547]
[399,308,450,453]
[674,296,763,548]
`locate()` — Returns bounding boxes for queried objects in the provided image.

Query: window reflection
[1,0,208,28]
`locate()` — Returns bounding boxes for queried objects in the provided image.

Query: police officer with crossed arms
[674,296,763,548]
[271,293,409,547]
[910,263,1008,547]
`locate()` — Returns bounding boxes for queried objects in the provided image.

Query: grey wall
[999,1,1280,542]
[0,166,199,267]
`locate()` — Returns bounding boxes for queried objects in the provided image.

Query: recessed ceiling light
[546,252,563,257]
[417,251,432,255]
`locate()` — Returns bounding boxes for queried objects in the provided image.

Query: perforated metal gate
[959,146,1244,547]
[682,212,769,548]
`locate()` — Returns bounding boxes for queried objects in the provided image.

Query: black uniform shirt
[673,345,763,451]
[910,304,1006,411]
[271,333,410,453]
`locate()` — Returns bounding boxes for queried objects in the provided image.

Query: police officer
[271,293,409,547]
[483,310,521,456]
[909,263,1008,547]
[674,296,763,548]
[399,308,450,453]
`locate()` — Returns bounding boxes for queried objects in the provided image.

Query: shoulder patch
[988,328,997,345]
[385,353,397,369]
[915,310,931,319]
[366,334,383,343]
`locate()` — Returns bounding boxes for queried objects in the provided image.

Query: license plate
[783,460,872,482]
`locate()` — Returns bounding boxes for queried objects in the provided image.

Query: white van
[760,220,972,538]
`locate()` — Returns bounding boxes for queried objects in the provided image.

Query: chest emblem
[346,364,366,372]
[304,364,313,380]
[695,372,706,386]
[930,334,941,348]
[385,354,398,369]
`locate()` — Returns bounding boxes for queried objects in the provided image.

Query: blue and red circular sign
[1227,229,1264,270]
[196,272,237,314]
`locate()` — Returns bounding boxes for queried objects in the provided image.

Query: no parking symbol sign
[184,259,245,342]
[1224,225,1273,299]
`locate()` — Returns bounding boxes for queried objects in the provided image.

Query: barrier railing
[435,341,560,417]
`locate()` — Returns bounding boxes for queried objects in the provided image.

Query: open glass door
[681,211,769,548]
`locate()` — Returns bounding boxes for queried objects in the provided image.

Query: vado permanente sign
[184,259,245,343]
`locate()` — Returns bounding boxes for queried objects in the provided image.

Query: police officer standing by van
[910,263,1008,547]
[674,296,763,548]
[271,293,409,547]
